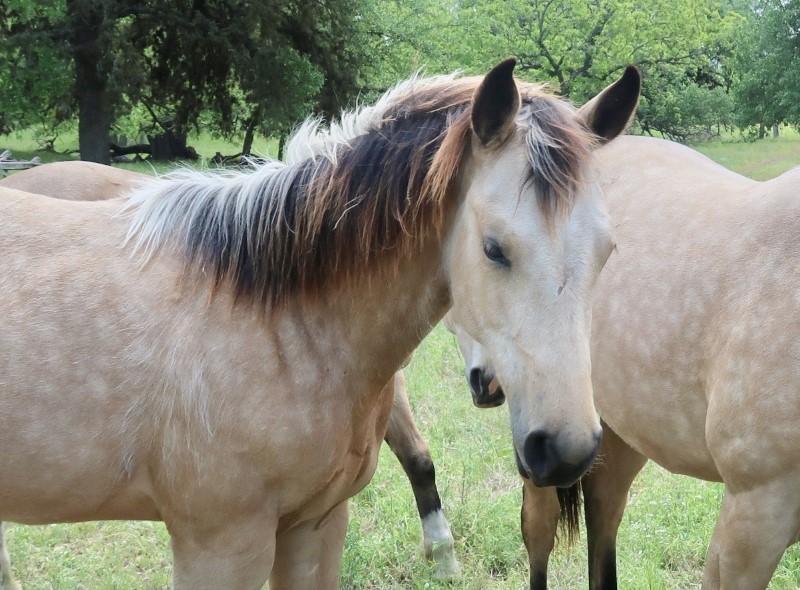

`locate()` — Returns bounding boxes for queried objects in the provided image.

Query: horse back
[0,161,145,201]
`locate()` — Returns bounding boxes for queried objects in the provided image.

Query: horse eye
[483,238,510,268]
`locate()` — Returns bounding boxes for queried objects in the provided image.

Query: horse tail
[556,480,583,546]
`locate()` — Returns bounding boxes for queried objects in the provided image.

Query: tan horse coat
[0,160,463,579]
[0,62,638,588]
[0,160,143,200]
[589,135,800,589]
[462,135,800,590]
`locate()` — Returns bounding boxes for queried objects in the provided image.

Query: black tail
[555,480,583,546]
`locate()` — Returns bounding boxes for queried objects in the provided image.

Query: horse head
[444,62,640,487]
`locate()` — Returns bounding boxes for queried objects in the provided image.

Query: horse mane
[124,73,594,308]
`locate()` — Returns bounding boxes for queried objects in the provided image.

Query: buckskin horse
[450,134,800,590]
[1,152,463,583]
[0,60,639,588]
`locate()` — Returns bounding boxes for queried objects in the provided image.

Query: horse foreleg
[169,511,276,590]
[383,370,460,578]
[582,424,647,590]
[270,501,349,590]
[702,480,800,590]
[520,479,560,590]
[0,523,20,590]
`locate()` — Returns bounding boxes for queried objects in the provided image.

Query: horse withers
[0,59,639,588]
[450,135,800,590]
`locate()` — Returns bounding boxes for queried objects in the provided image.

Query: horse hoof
[422,510,461,578]
[433,553,462,580]
[427,541,461,579]
[425,537,461,579]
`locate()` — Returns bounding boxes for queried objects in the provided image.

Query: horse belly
[592,286,720,481]
[590,230,724,481]
[703,309,800,487]
[593,368,721,481]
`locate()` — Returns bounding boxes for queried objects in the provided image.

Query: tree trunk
[772,123,779,138]
[75,68,112,164]
[68,0,112,164]
[241,107,262,157]
[278,133,287,161]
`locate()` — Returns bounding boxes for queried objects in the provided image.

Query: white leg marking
[422,509,461,578]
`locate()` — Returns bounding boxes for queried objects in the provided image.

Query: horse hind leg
[0,523,21,590]
[383,370,460,578]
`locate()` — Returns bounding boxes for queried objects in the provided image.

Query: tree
[0,0,371,163]
[446,0,741,138]
[732,0,800,135]
[0,3,72,138]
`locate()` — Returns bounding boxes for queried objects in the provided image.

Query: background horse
[453,135,800,590]
[0,160,144,200]
[0,60,638,588]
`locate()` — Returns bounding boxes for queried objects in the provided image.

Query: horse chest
[594,372,721,481]
[277,378,394,527]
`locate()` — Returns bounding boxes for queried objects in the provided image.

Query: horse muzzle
[468,368,506,408]
[518,428,601,488]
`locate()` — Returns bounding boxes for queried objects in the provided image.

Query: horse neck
[298,231,450,396]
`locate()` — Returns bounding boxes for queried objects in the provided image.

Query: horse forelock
[518,92,596,222]
[123,74,593,309]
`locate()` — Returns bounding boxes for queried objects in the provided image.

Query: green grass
[690,127,800,181]
[3,131,800,588]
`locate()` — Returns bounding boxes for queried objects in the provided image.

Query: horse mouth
[470,371,505,408]
[472,384,505,408]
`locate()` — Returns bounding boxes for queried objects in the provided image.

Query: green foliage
[450,0,729,95]
[2,0,799,155]
[635,66,735,140]
[356,0,744,139]
[0,2,72,135]
[0,0,372,158]
[348,0,469,101]
[732,0,800,133]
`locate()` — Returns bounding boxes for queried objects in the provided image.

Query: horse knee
[405,454,436,489]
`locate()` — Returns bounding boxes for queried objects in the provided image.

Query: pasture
[2,132,800,589]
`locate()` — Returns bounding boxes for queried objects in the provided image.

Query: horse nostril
[523,429,599,487]
[469,368,484,397]
[524,430,555,478]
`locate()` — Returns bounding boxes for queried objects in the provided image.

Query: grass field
[2,130,800,589]
[0,129,279,175]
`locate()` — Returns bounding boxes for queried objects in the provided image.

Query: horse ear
[578,65,641,143]
[472,58,521,147]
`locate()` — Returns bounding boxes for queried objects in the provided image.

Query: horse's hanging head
[444,60,640,488]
